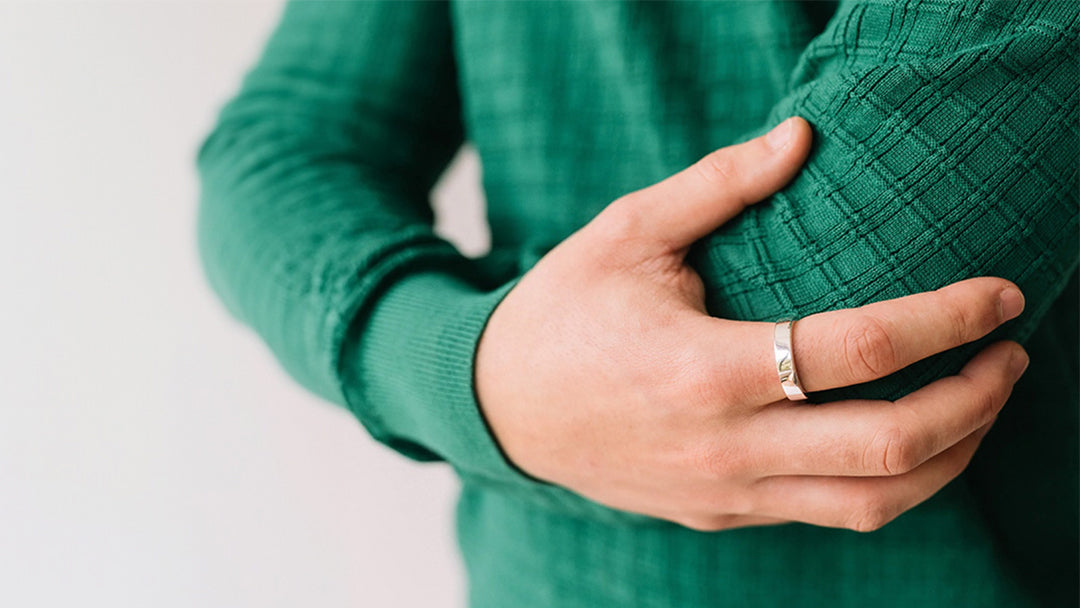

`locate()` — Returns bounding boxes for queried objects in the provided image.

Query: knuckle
[847,494,897,533]
[939,296,977,344]
[690,445,725,477]
[591,197,648,251]
[677,514,736,532]
[690,440,751,479]
[842,316,897,379]
[937,287,1001,343]
[973,297,1003,336]
[685,360,736,408]
[694,149,740,186]
[972,383,1002,421]
[958,374,1003,424]
[865,424,918,476]
[718,490,755,517]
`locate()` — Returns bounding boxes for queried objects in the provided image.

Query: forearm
[196,1,522,482]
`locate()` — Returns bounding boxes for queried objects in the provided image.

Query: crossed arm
[196,0,1078,527]
[690,0,1079,402]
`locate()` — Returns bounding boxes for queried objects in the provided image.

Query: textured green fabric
[195,1,1079,606]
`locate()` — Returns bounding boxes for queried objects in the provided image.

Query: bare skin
[474,117,1028,533]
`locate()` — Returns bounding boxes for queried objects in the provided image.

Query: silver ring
[774,319,808,401]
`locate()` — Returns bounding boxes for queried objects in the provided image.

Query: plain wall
[0,2,485,606]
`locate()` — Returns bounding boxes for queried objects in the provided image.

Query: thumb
[603,117,812,257]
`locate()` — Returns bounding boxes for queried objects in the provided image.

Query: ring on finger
[774,319,808,401]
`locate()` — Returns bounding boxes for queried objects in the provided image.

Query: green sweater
[196,1,1079,606]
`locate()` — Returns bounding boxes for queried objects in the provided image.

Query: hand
[474,117,1028,532]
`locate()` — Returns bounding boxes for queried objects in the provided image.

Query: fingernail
[999,287,1025,321]
[1008,348,1030,381]
[765,118,793,151]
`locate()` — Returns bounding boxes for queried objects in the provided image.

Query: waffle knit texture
[195,1,1079,606]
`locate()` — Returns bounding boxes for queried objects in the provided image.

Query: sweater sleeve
[197,0,1080,520]
[195,1,527,485]
[691,0,1079,403]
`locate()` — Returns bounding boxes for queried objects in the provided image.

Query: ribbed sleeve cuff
[340,268,722,524]
[340,271,537,486]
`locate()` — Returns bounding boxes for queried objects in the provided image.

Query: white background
[0,2,486,606]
